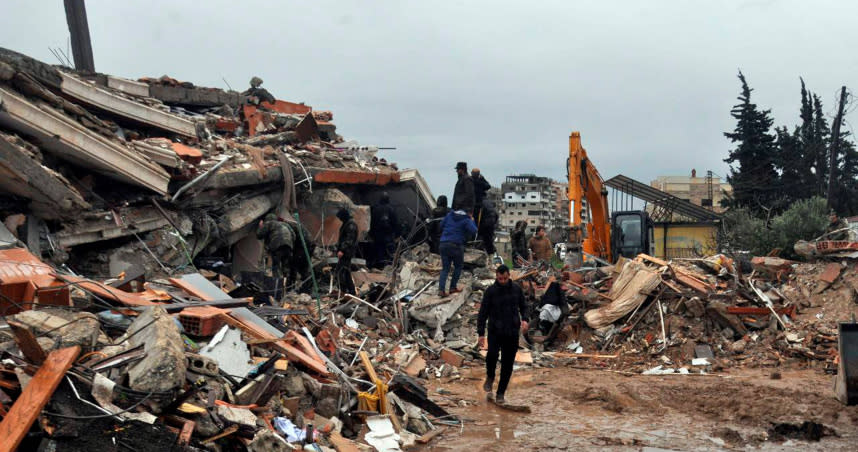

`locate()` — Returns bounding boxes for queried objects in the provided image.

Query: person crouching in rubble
[335,208,358,295]
[536,281,566,336]
[257,213,295,284]
[478,265,528,404]
[438,207,477,297]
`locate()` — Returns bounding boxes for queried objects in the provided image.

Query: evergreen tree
[774,125,803,202]
[723,71,780,211]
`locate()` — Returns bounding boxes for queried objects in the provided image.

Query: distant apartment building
[498,174,566,232]
[650,169,732,213]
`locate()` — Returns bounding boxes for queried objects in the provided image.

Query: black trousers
[336,256,355,295]
[271,246,292,279]
[485,333,519,396]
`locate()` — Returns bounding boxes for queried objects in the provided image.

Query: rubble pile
[522,253,855,375]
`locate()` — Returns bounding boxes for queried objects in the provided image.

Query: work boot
[495,393,505,404]
[438,291,448,298]
[482,378,493,392]
[449,287,462,295]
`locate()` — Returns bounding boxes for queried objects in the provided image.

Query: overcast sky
[2,1,856,199]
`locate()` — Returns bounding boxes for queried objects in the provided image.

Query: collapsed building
[0,47,434,281]
[1,46,856,451]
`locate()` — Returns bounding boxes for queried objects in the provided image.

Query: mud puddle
[416,366,858,451]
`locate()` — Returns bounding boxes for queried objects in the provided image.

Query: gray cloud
[2,0,855,198]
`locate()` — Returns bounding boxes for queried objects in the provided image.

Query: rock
[217,404,257,428]
[10,310,107,352]
[439,348,465,367]
[125,306,187,401]
[316,397,338,418]
[730,339,747,354]
[249,429,292,452]
[282,369,307,397]
[685,297,705,318]
[403,402,431,435]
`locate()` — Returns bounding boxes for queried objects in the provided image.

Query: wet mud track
[417,366,858,451]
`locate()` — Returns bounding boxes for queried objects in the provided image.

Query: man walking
[477,265,527,404]
[451,162,475,214]
[335,208,358,295]
[438,208,477,297]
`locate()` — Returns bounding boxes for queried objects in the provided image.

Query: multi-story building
[650,169,732,213]
[498,174,566,233]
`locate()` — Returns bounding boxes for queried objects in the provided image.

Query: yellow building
[650,169,732,213]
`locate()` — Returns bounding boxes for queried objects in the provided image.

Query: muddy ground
[416,365,858,451]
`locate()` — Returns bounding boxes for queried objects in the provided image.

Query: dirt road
[417,366,858,451]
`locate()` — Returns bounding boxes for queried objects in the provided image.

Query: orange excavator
[567,131,653,263]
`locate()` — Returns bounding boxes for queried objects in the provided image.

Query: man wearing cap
[335,208,358,295]
[477,265,528,404]
[452,162,475,214]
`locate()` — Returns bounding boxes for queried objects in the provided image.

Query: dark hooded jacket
[452,173,475,212]
[370,196,399,239]
[477,279,527,337]
[336,209,359,259]
[472,173,491,207]
[511,221,529,259]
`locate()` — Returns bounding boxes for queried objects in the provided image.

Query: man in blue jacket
[438,209,477,297]
[477,265,528,404]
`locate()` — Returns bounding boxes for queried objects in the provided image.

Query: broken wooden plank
[7,320,46,365]
[328,431,362,452]
[0,346,80,452]
[201,424,239,444]
[417,427,447,444]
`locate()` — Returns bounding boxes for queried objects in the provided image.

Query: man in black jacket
[335,208,358,295]
[477,265,528,403]
[451,162,475,214]
[370,192,399,268]
[427,195,449,254]
[471,168,491,219]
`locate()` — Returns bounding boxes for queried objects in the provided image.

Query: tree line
[723,72,856,216]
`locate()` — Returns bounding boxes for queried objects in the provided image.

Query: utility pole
[63,0,95,72]
[827,86,848,210]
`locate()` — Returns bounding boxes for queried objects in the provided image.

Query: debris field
[0,47,857,451]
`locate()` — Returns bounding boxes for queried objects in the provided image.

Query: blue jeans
[439,241,464,292]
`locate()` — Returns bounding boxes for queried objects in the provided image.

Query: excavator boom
[567,132,611,260]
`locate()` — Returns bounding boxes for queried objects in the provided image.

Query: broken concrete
[125,306,187,398]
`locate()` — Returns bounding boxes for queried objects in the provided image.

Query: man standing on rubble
[528,225,554,263]
[478,265,528,404]
[370,192,400,268]
[257,213,295,284]
[511,220,530,267]
[438,207,478,297]
[428,195,449,254]
[286,218,316,292]
[478,199,498,257]
[452,162,475,214]
[335,208,358,295]
[471,168,491,220]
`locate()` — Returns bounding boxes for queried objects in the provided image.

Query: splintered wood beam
[0,346,80,452]
[7,321,46,365]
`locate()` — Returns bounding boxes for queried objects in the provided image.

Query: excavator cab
[610,211,654,261]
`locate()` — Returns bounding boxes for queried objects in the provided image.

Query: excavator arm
[567,132,611,260]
